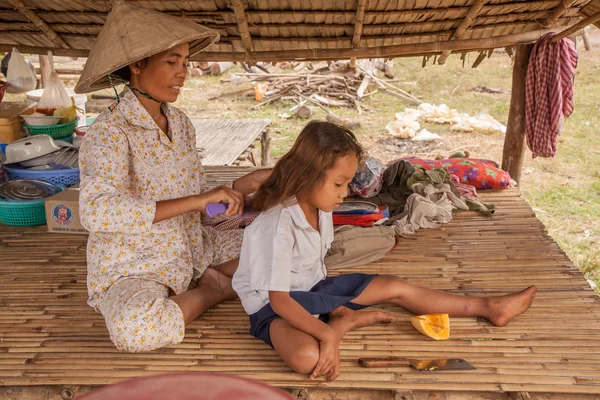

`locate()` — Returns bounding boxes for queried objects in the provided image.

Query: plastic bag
[412,128,442,141]
[385,119,419,138]
[53,98,81,123]
[5,48,36,94]
[37,71,71,113]
[37,52,71,113]
[349,156,386,198]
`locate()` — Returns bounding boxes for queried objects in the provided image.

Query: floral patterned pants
[96,228,243,352]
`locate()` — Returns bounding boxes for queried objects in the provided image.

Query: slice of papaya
[410,313,450,340]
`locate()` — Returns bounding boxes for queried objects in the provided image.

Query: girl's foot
[329,306,396,333]
[485,285,537,327]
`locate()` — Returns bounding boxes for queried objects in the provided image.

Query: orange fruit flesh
[410,313,450,340]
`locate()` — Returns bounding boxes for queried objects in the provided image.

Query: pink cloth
[525,32,578,158]
[450,174,477,198]
[204,213,259,231]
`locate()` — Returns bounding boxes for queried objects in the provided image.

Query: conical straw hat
[75,1,219,94]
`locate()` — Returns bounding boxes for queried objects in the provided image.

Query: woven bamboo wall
[0,0,596,62]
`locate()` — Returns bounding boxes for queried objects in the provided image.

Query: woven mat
[1,168,599,396]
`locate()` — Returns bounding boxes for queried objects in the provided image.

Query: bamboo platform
[1,167,599,399]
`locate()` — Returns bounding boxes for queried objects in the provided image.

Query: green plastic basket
[25,117,79,140]
[0,184,65,226]
[0,198,47,226]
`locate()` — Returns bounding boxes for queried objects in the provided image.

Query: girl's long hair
[250,121,363,212]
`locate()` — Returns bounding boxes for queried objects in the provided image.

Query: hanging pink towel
[525,32,578,158]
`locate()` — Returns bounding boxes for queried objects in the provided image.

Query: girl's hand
[198,185,244,216]
[311,336,340,380]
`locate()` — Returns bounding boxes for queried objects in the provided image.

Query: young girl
[232,121,536,381]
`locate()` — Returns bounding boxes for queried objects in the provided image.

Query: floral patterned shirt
[80,87,213,307]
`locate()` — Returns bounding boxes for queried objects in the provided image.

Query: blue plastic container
[4,166,80,187]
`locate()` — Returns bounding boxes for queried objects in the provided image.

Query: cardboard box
[0,102,36,144]
[44,188,88,234]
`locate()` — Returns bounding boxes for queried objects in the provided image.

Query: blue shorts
[249,273,378,348]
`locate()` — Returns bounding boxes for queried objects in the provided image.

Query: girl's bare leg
[351,275,536,327]
[270,307,396,376]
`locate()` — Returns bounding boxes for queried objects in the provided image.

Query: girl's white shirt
[232,197,334,315]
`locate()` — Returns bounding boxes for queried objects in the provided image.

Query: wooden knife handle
[358,357,411,367]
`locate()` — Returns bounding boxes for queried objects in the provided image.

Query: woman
[75,2,270,352]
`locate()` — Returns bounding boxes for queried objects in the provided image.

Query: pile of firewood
[214,59,421,121]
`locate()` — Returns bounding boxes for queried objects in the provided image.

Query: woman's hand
[198,185,244,216]
[311,332,341,381]
[153,185,244,223]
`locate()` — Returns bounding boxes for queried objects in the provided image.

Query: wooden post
[38,54,52,88]
[501,43,533,185]
[260,129,271,166]
[582,28,591,51]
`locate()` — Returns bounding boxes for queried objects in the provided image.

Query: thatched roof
[1,0,599,63]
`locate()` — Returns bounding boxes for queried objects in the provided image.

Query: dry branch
[326,113,361,130]
[233,59,418,113]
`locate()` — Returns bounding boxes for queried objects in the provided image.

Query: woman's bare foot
[197,267,237,301]
[328,306,396,338]
[485,285,537,327]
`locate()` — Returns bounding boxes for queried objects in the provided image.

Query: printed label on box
[52,203,75,226]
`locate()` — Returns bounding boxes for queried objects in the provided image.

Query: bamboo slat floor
[1,167,599,399]
[193,119,271,166]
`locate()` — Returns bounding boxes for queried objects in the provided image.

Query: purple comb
[205,203,253,217]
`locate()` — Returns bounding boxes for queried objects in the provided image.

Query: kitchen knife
[358,357,476,371]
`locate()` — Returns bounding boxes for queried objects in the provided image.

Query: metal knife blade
[408,358,476,372]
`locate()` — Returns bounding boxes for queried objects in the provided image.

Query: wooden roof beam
[544,0,578,27]
[551,10,600,42]
[3,26,559,62]
[438,0,485,65]
[0,44,86,57]
[7,0,70,49]
[191,28,557,62]
[352,0,368,48]
[230,0,253,56]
